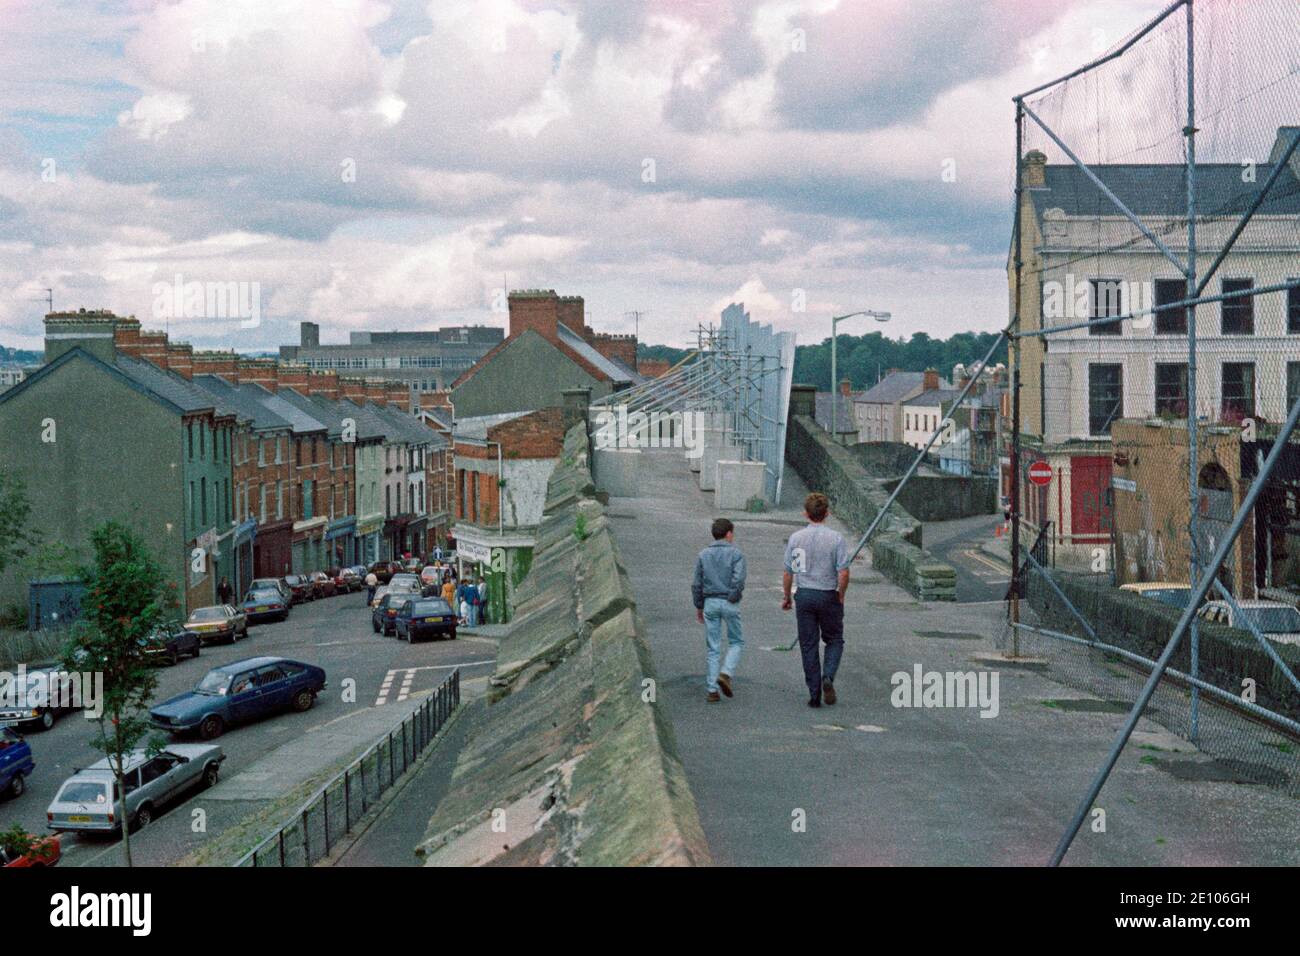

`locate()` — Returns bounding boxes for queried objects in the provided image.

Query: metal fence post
[323,788,330,857]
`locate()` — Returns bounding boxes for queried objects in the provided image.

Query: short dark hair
[804,492,830,522]
[711,518,734,540]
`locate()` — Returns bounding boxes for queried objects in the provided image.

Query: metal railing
[235,668,461,867]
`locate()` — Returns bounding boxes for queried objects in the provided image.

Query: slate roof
[115,354,240,418]
[370,402,441,448]
[191,374,295,431]
[813,392,858,433]
[454,410,531,441]
[556,323,645,385]
[906,388,964,408]
[1031,162,1300,223]
[858,371,929,405]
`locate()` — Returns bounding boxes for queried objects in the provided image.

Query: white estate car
[1196,600,1300,646]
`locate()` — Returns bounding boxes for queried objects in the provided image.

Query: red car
[282,574,313,603]
[309,571,337,599]
[329,567,359,593]
[1,832,60,867]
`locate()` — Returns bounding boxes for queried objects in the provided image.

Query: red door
[1070,456,1113,542]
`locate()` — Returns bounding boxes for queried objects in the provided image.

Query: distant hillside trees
[638,330,1007,390]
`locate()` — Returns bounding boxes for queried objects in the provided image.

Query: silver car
[46,743,225,833]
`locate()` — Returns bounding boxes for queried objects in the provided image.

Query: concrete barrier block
[714,460,765,510]
[594,447,641,497]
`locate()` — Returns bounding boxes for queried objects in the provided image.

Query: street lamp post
[831,310,891,444]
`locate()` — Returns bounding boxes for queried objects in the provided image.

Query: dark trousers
[366,586,376,605]
[795,589,844,699]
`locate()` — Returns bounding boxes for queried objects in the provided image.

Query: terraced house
[0,309,449,617]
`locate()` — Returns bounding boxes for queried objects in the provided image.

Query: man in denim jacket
[692,517,747,703]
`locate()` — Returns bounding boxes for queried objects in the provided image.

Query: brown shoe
[822,679,837,705]
[706,691,721,703]
[717,673,733,698]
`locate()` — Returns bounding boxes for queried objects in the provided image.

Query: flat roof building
[279,322,504,391]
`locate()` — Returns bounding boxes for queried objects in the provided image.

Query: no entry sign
[1028,461,1053,486]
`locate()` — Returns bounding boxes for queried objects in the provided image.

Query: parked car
[1119,582,1195,609]
[402,556,422,573]
[329,566,358,593]
[242,587,290,624]
[185,605,248,645]
[394,597,458,642]
[282,574,314,603]
[309,571,337,599]
[0,727,35,798]
[388,573,422,596]
[150,657,328,740]
[0,667,80,732]
[0,831,60,866]
[1197,600,1300,645]
[367,561,401,585]
[45,743,225,833]
[143,621,203,666]
[372,593,400,636]
[250,577,293,605]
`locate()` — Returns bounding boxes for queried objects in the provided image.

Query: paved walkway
[610,449,1300,866]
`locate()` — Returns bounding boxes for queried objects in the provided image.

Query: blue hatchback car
[0,727,34,799]
[149,657,327,740]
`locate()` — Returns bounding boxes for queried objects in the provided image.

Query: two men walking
[691,492,850,708]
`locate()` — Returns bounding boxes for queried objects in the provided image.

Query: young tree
[61,521,176,867]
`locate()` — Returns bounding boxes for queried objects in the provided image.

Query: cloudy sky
[0,0,1172,351]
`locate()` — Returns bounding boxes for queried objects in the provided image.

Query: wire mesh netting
[1008,0,1300,809]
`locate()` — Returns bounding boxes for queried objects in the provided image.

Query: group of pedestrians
[691,491,850,708]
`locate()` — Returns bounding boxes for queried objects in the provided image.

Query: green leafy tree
[60,521,176,867]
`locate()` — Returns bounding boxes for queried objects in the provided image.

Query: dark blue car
[0,727,34,799]
[242,587,290,624]
[149,656,327,740]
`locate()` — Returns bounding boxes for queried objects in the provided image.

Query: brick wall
[592,334,637,370]
[488,406,566,459]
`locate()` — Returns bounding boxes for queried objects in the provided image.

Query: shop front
[326,516,357,569]
[254,519,294,578]
[232,518,257,599]
[356,513,384,566]
[292,516,329,574]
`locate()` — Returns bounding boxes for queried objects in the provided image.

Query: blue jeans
[703,597,744,693]
[468,602,479,626]
[795,589,844,699]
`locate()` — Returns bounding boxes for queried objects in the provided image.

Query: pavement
[0,592,498,866]
[609,449,1300,866]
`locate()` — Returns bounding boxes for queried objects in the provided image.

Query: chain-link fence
[1001,0,1300,862]
[236,668,460,867]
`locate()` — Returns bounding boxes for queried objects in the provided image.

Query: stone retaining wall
[1026,566,1300,721]
[785,414,956,600]
[416,424,711,866]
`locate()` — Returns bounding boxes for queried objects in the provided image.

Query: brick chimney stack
[923,368,940,391]
[364,380,388,406]
[839,378,852,397]
[112,317,142,357]
[165,343,194,380]
[239,358,277,392]
[192,351,241,382]
[507,289,562,344]
[1021,149,1047,188]
[275,363,311,394]
[386,381,411,412]
[306,370,340,400]
[340,377,367,403]
[139,331,170,368]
